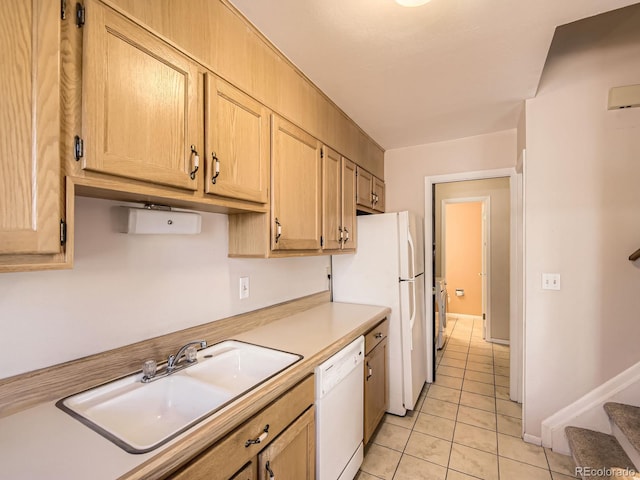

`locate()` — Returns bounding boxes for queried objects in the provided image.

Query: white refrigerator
[332,211,431,415]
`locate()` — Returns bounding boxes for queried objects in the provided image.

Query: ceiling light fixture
[395,0,431,6]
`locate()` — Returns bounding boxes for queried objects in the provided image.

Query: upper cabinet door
[0,0,61,255]
[356,166,373,209]
[322,147,342,251]
[271,116,321,251]
[373,176,385,212]
[205,75,269,203]
[82,0,201,190]
[341,158,357,250]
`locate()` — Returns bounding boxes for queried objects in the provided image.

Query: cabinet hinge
[61,0,67,19]
[74,135,84,161]
[483,313,486,320]
[75,3,85,28]
[60,220,67,246]
[320,236,324,247]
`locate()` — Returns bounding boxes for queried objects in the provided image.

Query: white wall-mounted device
[119,206,202,235]
[608,84,640,110]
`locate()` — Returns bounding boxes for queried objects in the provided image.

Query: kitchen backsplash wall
[0,197,330,379]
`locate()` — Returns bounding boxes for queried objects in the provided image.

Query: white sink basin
[57,340,302,453]
[185,340,303,393]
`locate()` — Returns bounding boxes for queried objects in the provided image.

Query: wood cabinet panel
[0,0,61,256]
[364,337,389,445]
[356,167,373,210]
[205,75,269,203]
[258,407,315,480]
[322,147,342,250]
[364,318,389,355]
[373,176,385,213]
[356,166,385,214]
[271,116,321,251]
[341,158,357,251]
[82,0,201,190]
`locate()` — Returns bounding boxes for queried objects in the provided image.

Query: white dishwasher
[315,336,365,480]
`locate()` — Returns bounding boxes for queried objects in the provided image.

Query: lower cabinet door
[364,337,389,444]
[258,407,315,480]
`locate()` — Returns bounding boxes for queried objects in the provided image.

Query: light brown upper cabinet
[271,116,322,251]
[342,158,357,249]
[373,175,385,212]
[205,75,269,204]
[81,0,201,191]
[0,0,64,268]
[322,147,356,252]
[356,166,385,213]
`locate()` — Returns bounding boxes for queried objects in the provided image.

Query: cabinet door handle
[366,362,373,380]
[189,145,200,180]
[343,227,350,243]
[244,424,269,447]
[265,460,275,479]
[374,332,382,339]
[275,218,282,243]
[338,226,343,244]
[211,152,220,184]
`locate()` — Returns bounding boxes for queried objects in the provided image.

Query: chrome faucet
[166,340,207,372]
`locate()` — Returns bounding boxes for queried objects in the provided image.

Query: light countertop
[0,301,389,480]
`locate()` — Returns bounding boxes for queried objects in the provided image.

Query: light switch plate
[542,273,561,291]
[239,276,250,299]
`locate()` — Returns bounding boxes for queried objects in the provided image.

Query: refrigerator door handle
[407,231,416,279]
[406,279,417,350]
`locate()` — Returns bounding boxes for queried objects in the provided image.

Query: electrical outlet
[239,276,250,299]
[542,273,561,291]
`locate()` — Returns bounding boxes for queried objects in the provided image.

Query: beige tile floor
[357,316,578,480]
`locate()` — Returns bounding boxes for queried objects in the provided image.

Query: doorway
[441,197,490,339]
[425,169,523,404]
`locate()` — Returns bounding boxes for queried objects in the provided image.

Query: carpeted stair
[565,402,640,479]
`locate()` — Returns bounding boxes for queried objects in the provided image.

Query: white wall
[0,197,329,379]
[524,5,640,438]
[385,129,517,216]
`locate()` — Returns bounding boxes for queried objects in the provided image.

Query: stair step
[605,403,640,455]
[565,426,637,479]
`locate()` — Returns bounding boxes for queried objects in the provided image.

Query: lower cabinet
[364,319,390,445]
[258,407,315,480]
[169,376,314,480]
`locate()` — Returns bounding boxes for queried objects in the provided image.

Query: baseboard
[489,338,510,345]
[541,361,640,453]
[523,433,542,446]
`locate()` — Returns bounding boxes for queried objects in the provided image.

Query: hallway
[357,316,578,480]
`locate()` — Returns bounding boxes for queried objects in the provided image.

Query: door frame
[440,196,491,339]
[424,167,524,403]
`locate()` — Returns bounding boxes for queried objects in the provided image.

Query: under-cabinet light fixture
[119,205,202,235]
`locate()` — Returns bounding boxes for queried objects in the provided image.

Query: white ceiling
[228,0,639,150]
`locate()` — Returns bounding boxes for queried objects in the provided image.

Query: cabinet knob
[374,332,382,339]
[211,152,220,184]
